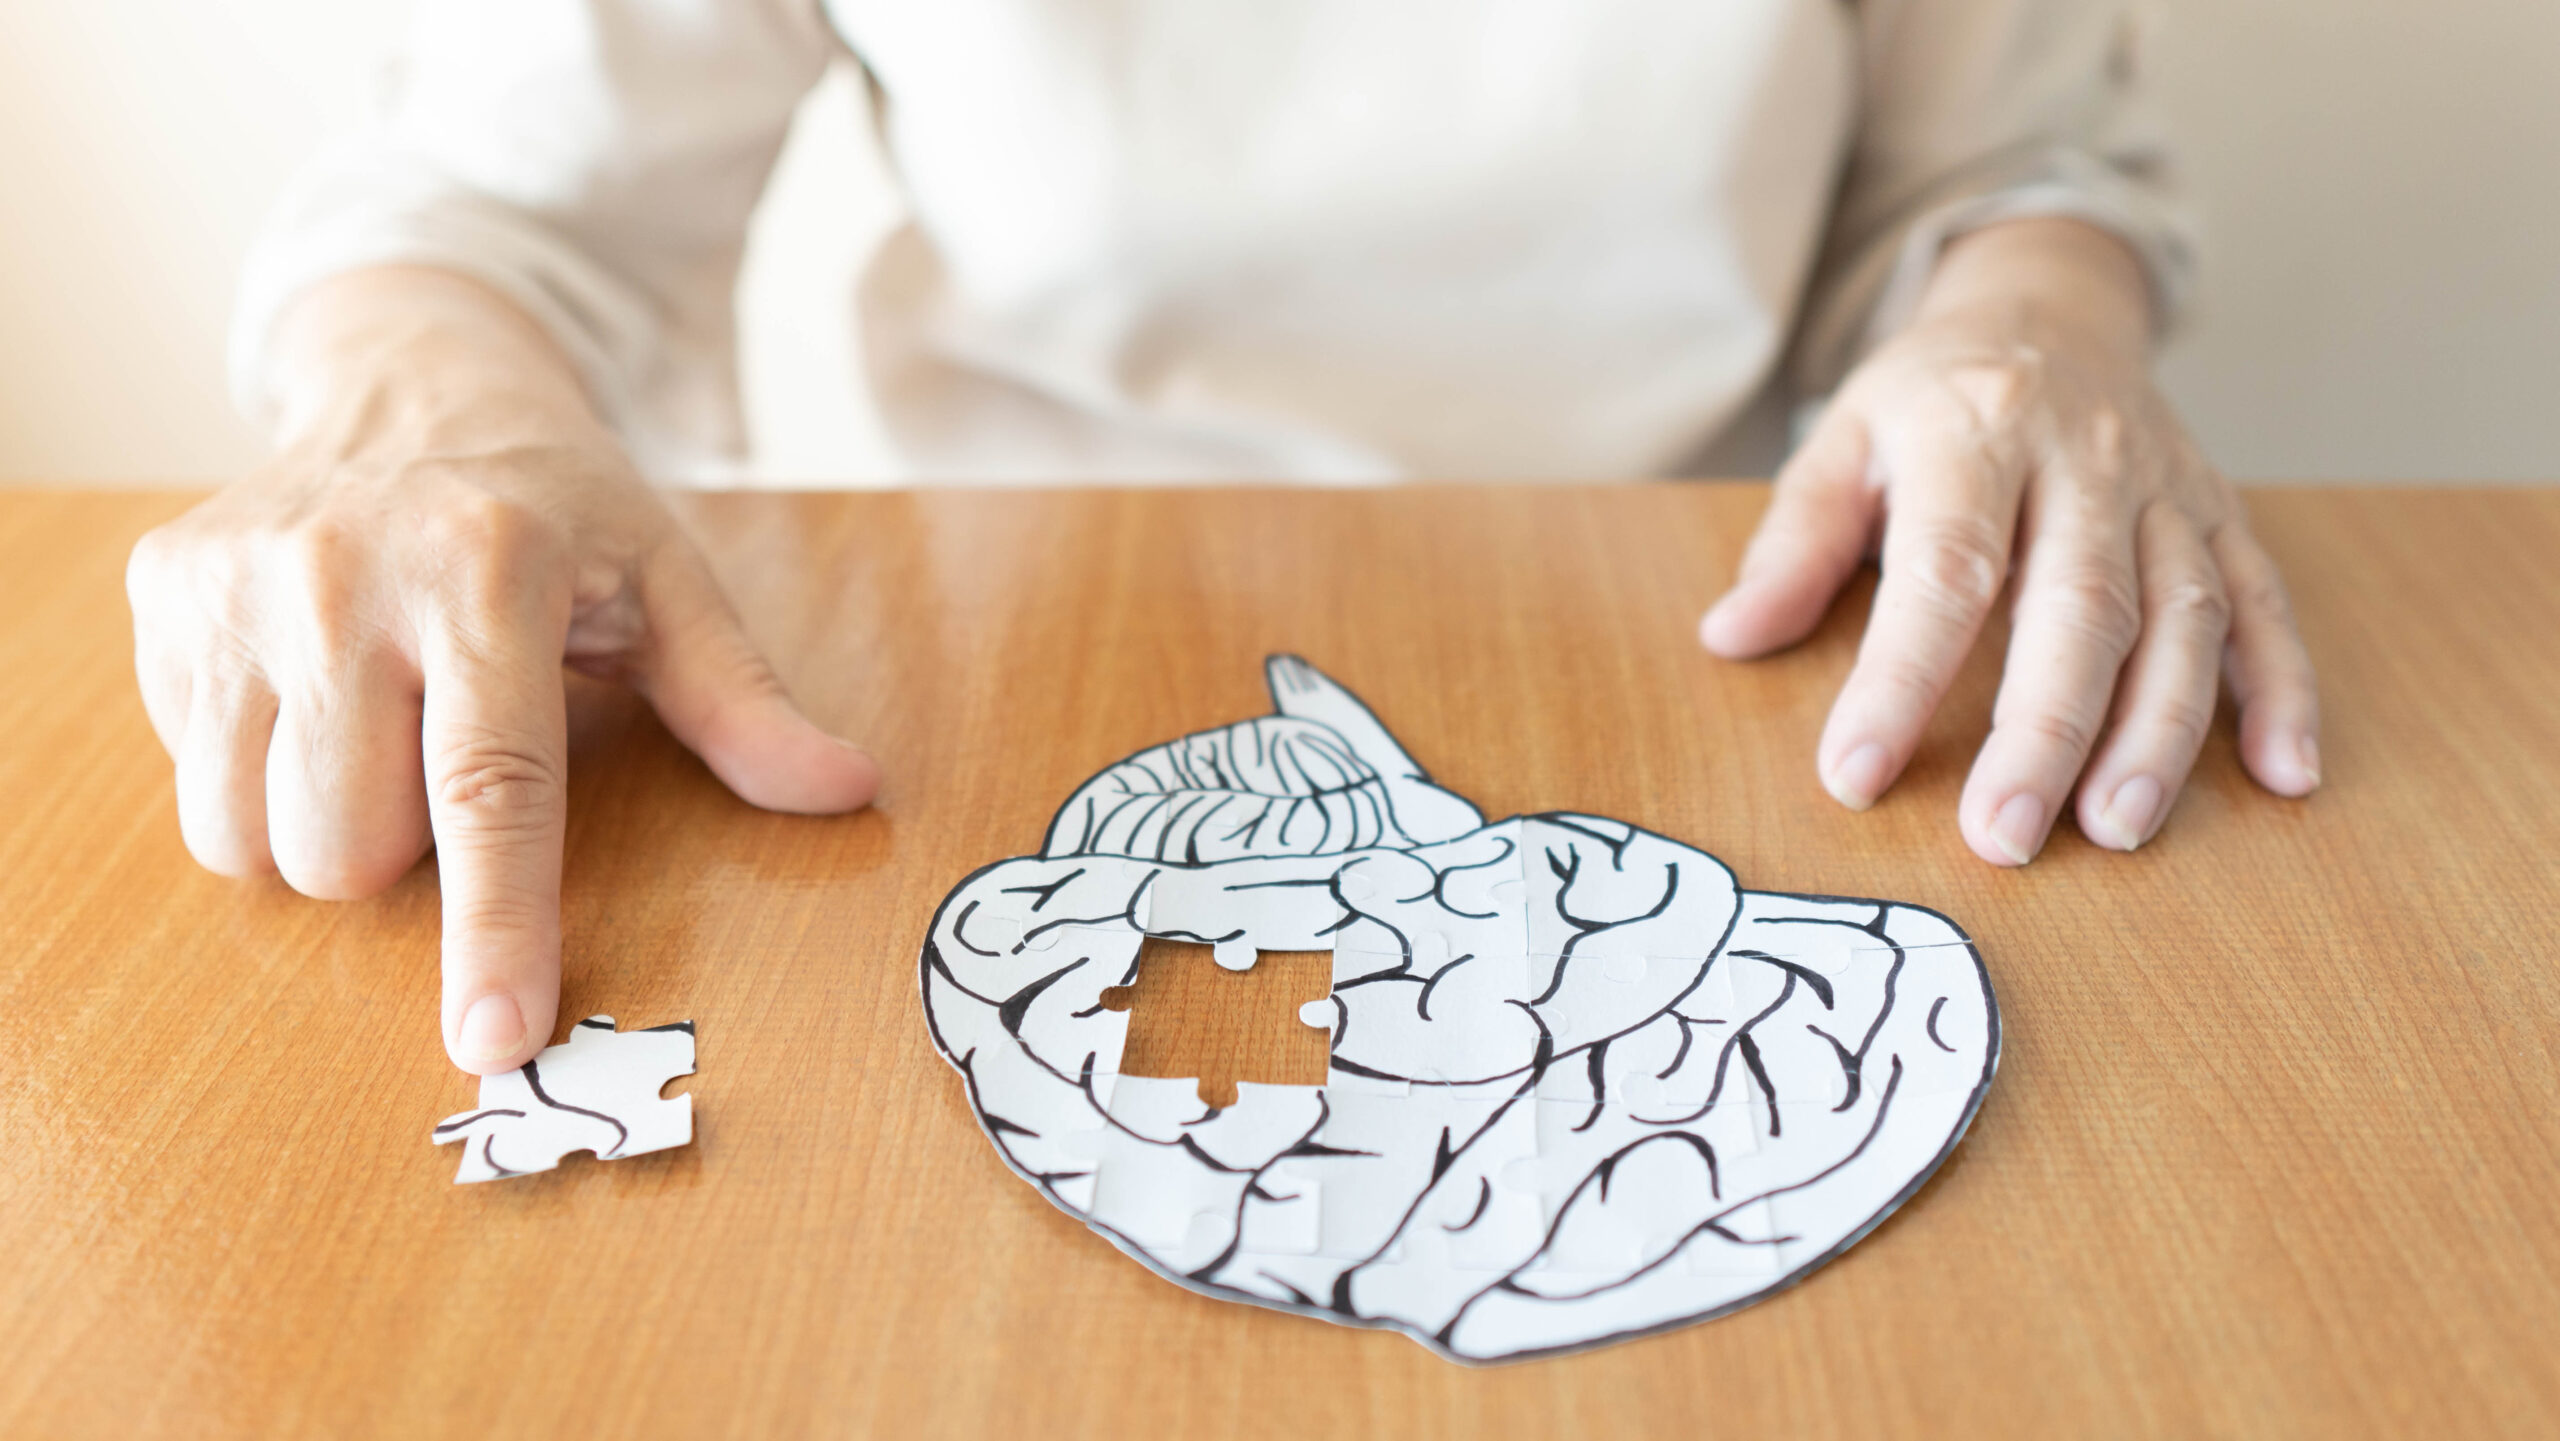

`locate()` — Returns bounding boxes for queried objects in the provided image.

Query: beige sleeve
[228,0,837,476]
[1790,0,2195,396]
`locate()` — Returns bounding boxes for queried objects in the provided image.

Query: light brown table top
[2,485,2554,1439]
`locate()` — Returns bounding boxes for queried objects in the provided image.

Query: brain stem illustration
[921,656,1999,1363]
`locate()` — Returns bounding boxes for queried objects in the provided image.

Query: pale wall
[2,1,2552,484]
[2148,1,2560,481]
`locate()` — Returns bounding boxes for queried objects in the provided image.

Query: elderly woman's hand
[127,267,880,1073]
[1701,218,2319,864]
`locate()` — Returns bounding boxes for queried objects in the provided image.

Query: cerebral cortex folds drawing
[920,656,1998,1363]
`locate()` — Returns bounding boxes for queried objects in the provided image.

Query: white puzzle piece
[433,1016,696,1184]
[920,657,1999,1363]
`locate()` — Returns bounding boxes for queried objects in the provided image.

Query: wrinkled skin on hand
[923,658,1996,1363]
[125,268,878,1074]
[1703,218,2321,866]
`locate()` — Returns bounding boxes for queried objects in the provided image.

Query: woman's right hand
[127,267,880,1075]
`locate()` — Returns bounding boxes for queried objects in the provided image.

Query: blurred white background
[2,0,2553,484]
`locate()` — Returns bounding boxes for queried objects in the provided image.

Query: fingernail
[2097,774,2163,851]
[458,993,527,1066]
[2296,735,2322,789]
[1825,742,1892,811]
[1988,793,2048,865]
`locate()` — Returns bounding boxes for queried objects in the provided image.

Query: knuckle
[2149,696,2218,756]
[178,811,272,879]
[449,892,554,941]
[125,527,175,594]
[2088,405,2128,462]
[719,644,789,704]
[274,810,425,898]
[2011,708,2102,760]
[271,518,374,653]
[282,848,411,902]
[130,531,263,644]
[2230,568,2296,628]
[1865,653,1950,712]
[1943,356,2041,430]
[2047,563,2143,651]
[425,493,561,596]
[1894,518,2008,617]
[2078,406,2132,485]
[431,743,562,829]
[276,516,361,597]
[126,525,217,619]
[185,842,267,880]
[2153,576,2232,635]
[200,626,270,693]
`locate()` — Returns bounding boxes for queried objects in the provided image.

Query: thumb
[632,541,881,814]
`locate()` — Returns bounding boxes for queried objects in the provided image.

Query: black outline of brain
[921,657,1999,1363]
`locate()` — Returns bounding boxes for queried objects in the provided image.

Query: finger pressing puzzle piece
[432,1016,697,1184]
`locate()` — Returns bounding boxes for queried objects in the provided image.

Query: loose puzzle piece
[920,657,1999,1363]
[433,1016,696,1184]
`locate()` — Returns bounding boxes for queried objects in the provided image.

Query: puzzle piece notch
[1097,938,1332,1107]
[433,1015,696,1184]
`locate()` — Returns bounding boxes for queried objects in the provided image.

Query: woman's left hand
[1700,218,2320,864]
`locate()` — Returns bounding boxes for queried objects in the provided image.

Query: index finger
[1816,424,2026,808]
[421,586,571,1076]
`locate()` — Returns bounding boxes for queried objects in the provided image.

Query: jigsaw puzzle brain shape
[921,656,1998,1363]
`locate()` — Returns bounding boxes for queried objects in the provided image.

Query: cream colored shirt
[234,0,2190,482]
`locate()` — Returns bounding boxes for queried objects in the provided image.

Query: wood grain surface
[1,485,2554,1440]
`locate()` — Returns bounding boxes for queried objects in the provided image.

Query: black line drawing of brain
[921,657,1998,1363]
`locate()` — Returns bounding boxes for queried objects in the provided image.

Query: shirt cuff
[226,142,705,473]
[1791,145,2197,397]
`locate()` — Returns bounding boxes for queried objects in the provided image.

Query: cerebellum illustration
[921,656,1998,1362]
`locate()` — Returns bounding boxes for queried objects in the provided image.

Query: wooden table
[2,485,2554,1439]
